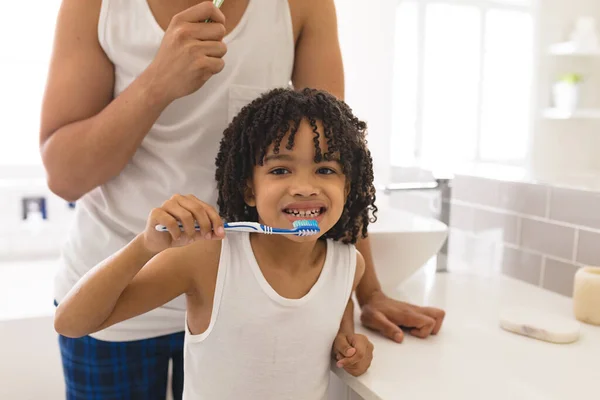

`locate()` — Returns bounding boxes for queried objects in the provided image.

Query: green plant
[559,73,583,84]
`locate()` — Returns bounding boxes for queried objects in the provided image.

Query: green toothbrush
[205,0,225,23]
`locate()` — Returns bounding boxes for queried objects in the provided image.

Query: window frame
[394,0,540,167]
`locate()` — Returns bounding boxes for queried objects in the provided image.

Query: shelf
[548,42,600,56]
[543,108,600,119]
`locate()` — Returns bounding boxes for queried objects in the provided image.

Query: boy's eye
[270,168,289,175]
[317,167,336,175]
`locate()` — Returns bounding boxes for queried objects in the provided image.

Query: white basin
[368,207,448,292]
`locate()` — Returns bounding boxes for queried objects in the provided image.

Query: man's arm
[354,237,382,305]
[41,0,226,201]
[291,0,344,99]
[40,0,170,201]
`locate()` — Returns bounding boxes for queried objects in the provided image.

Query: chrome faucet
[380,177,452,273]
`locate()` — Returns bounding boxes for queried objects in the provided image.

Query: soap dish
[499,307,580,344]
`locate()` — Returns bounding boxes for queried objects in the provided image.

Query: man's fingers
[197,41,228,58]
[175,2,226,25]
[203,56,226,75]
[399,311,436,338]
[418,307,446,335]
[361,309,404,343]
[184,21,227,41]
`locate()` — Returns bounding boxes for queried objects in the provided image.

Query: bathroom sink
[367,207,448,292]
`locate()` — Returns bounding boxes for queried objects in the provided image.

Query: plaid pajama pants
[57,330,185,400]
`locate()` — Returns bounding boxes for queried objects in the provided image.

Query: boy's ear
[244,180,256,207]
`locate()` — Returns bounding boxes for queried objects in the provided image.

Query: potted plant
[552,73,583,112]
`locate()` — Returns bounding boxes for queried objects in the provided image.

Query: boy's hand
[332,333,374,377]
[143,194,225,254]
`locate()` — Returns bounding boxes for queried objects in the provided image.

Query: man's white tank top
[183,233,356,399]
[53,0,295,341]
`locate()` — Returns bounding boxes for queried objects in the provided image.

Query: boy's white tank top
[183,233,356,400]
[53,0,295,341]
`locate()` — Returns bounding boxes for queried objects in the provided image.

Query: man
[41,0,444,398]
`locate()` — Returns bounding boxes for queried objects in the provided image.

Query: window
[0,2,61,167]
[391,0,535,169]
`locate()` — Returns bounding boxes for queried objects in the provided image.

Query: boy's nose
[289,176,321,197]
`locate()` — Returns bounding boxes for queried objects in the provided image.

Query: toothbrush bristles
[292,219,320,235]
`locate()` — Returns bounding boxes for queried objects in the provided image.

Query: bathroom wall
[389,169,599,297]
[0,179,74,260]
[531,0,600,175]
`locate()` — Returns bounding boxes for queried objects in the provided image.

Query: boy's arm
[54,235,218,338]
[333,251,373,377]
[339,251,366,336]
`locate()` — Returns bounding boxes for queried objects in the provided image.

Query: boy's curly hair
[215,87,377,244]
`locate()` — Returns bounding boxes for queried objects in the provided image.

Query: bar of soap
[499,308,580,344]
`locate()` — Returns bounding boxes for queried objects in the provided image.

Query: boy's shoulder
[353,249,365,288]
[326,239,364,287]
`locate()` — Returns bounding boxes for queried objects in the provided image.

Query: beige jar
[573,266,600,326]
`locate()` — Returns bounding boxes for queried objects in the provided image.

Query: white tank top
[183,233,356,400]
[53,0,295,341]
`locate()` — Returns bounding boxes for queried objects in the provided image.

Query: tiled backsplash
[389,174,599,297]
[0,179,75,260]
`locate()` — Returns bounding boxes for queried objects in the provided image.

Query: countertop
[5,260,600,399]
[333,269,600,400]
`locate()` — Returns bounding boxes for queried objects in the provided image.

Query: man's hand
[360,291,445,343]
[332,333,374,377]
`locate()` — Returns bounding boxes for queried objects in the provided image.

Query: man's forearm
[54,234,156,338]
[41,71,170,202]
[355,235,382,307]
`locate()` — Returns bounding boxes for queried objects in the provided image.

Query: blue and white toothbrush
[155,220,320,237]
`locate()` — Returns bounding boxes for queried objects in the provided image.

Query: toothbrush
[205,0,225,23]
[155,219,320,237]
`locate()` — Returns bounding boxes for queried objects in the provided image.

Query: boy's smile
[282,200,327,223]
[246,118,348,241]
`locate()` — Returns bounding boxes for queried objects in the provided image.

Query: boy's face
[246,119,348,242]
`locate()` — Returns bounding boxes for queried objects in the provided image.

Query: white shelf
[548,42,600,56]
[543,108,600,119]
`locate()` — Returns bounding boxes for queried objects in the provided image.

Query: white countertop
[334,270,600,400]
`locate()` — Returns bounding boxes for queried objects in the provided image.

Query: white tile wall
[0,179,75,260]
[386,169,599,297]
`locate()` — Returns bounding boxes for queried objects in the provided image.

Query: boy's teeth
[285,208,321,217]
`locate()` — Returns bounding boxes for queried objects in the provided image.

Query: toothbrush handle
[155,222,270,233]
[223,223,293,235]
[223,222,271,233]
[154,221,291,234]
